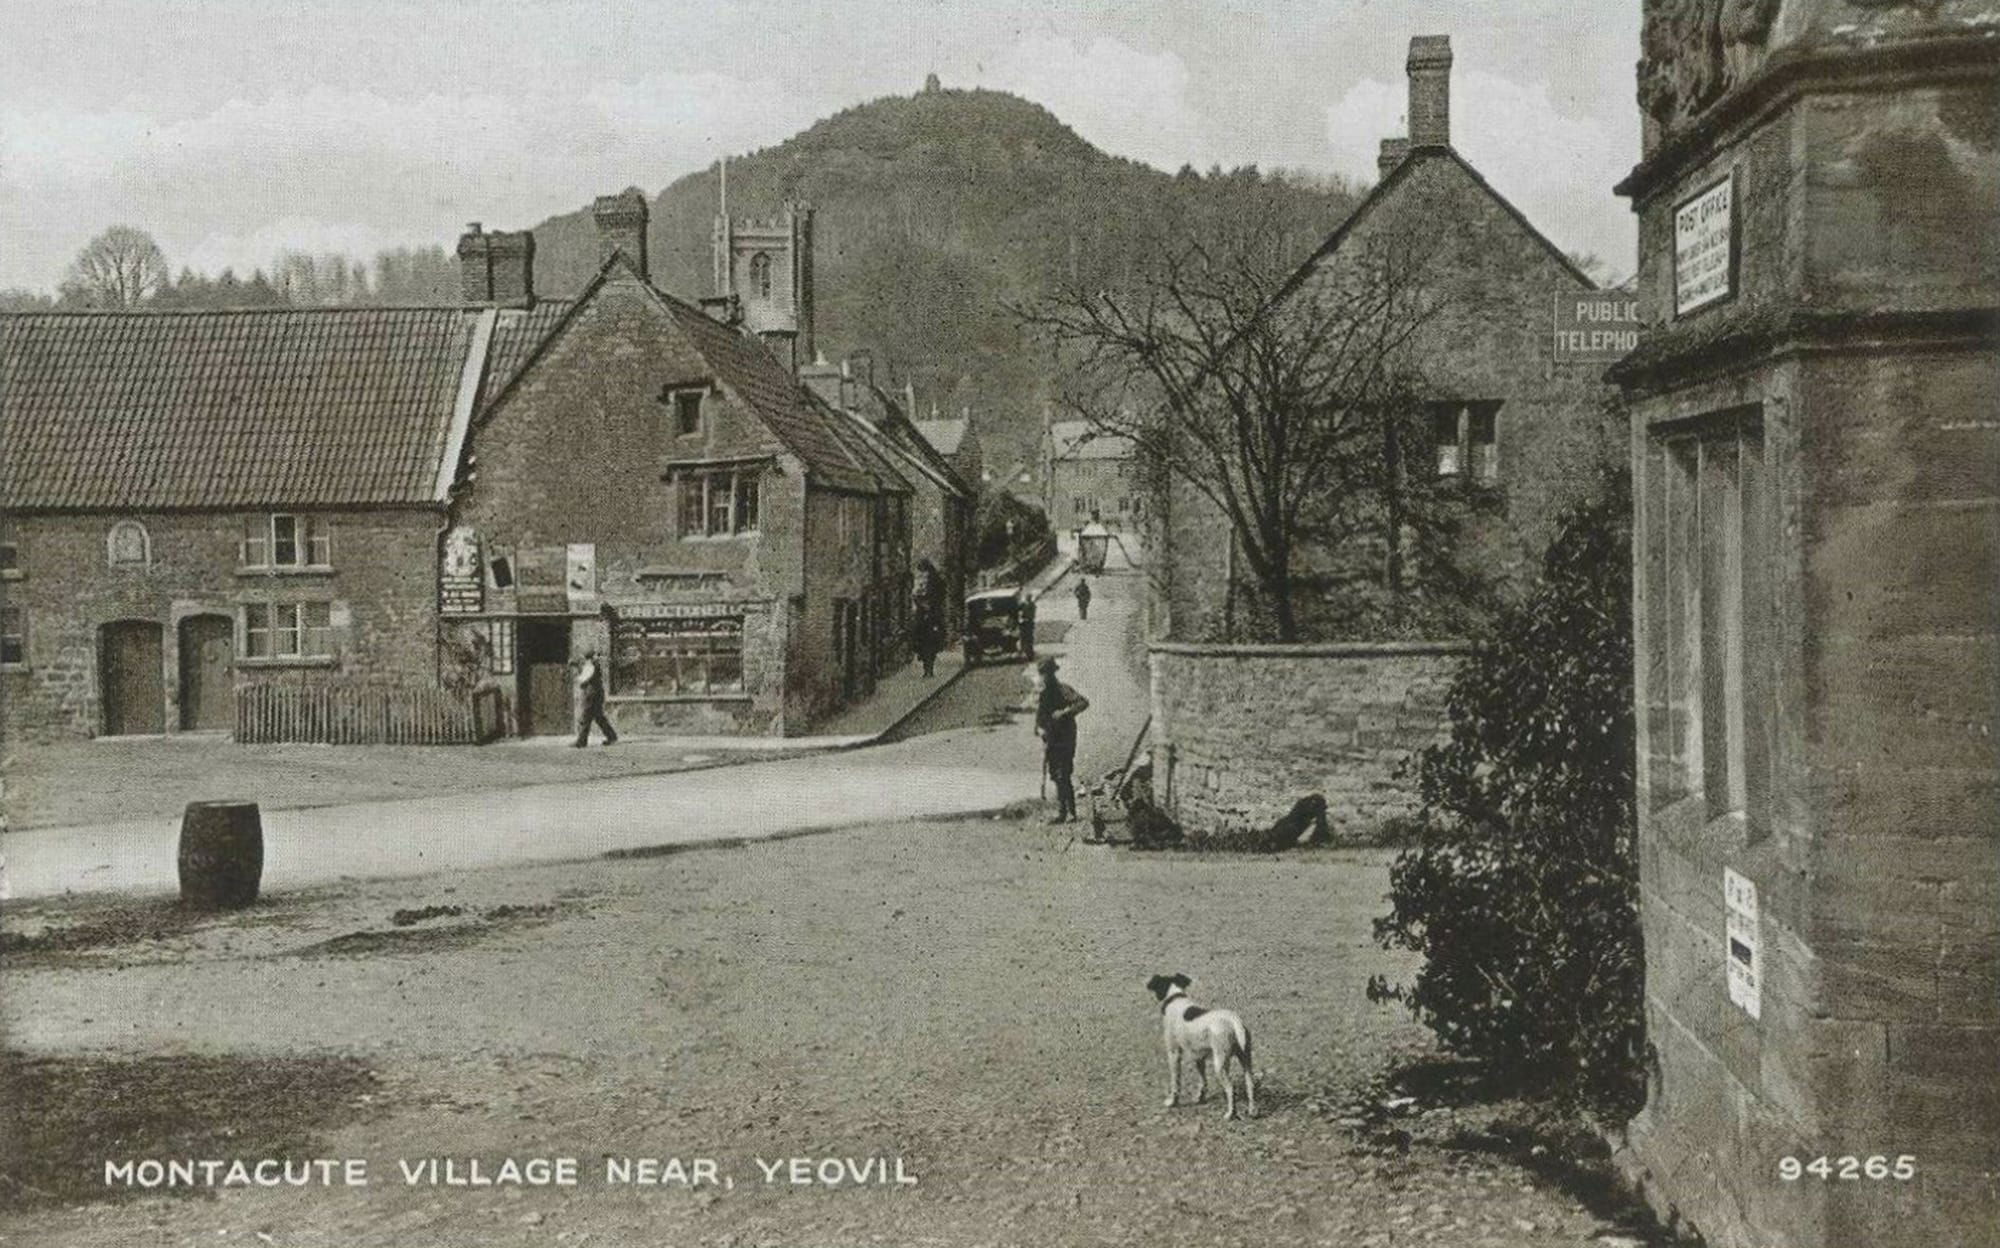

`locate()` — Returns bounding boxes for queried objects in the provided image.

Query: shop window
[0,605,25,666]
[241,514,330,570]
[613,614,745,695]
[107,520,151,567]
[1643,410,1770,834]
[243,601,333,660]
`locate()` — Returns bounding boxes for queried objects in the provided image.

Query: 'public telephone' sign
[1552,293,1646,362]
[1675,173,1736,316]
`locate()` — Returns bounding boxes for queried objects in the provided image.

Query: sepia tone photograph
[0,2,1993,1245]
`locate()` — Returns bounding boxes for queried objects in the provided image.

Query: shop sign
[1675,173,1735,316]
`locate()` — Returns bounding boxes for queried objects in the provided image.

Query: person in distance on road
[1073,576,1092,622]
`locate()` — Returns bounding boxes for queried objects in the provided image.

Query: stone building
[0,305,493,742]
[446,194,911,737]
[1041,419,1142,558]
[1156,34,1621,644]
[0,193,911,744]
[801,362,976,634]
[710,202,815,374]
[913,413,982,496]
[1608,4,1999,1246]
[1141,33,1624,839]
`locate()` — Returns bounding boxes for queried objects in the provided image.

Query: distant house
[802,364,976,634]
[1041,419,1142,557]
[0,192,911,743]
[0,304,492,743]
[913,414,983,496]
[1155,34,1620,642]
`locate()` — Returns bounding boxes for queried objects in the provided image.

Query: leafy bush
[1370,471,1644,1122]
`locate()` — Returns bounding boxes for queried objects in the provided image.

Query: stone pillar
[1610,5,1999,1247]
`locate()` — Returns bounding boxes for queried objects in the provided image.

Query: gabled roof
[864,385,971,498]
[651,283,888,496]
[465,256,897,497]
[913,418,967,456]
[0,306,488,510]
[1047,419,1136,462]
[1277,145,1595,305]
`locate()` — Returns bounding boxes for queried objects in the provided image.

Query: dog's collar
[1159,990,1188,1013]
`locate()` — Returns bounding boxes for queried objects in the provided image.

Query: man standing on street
[1035,656,1089,824]
[1073,576,1092,622]
[573,649,618,747]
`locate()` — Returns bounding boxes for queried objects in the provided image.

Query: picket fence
[236,683,482,745]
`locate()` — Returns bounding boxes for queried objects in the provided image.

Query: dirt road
[2,814,1658,1248]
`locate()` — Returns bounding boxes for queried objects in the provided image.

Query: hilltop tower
[713,203,815,374]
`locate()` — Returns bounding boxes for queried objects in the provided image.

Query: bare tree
[1021,214,1460,641]
[60,226,170,308]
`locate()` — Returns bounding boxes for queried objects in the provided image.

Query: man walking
[1035,656,1089,824]
[573,649,618,747]
[1073,576,1092,622]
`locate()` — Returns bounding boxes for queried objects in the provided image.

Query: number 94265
[1779,1155,1915,1181]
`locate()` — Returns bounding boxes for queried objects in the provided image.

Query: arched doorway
[100,619,165,736]
[178,614,234,730]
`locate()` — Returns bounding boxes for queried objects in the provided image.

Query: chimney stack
[593,190,650,280]
[1377,137,1411,180]
[799,352,844,409]
[1407,35,1453,149]
[456,223,536,307]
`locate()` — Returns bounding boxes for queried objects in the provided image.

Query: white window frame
[241,600,334,661]
[679,469,762,539]
[241,514,331,571]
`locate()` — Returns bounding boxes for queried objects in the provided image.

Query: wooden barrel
[177,801,264,909]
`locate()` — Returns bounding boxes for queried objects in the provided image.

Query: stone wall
[1147,641,1469,840]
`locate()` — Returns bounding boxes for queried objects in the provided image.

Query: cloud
[1324,68,1636,277]
[982,35,1205,171]
[0,72,830,289]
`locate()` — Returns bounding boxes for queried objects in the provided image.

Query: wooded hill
[528,86,1360,472]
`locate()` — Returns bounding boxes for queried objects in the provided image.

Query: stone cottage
[0,303,494,743]
[444,193,912,738]
[1143,34,1625,840]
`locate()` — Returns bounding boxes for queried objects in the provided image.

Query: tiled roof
[477,300,575,411]
[1048,420,1135,462]
[654,291,887,495]
[1,307,482,510]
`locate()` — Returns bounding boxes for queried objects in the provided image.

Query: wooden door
[101,620,165,736]
[178,614,235,730]
[517,619,572,736]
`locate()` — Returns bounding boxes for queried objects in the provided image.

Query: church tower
[713,202,815,374]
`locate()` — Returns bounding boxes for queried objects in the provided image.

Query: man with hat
[1035,656,1090,824]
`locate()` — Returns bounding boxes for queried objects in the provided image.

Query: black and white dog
[1146,972,1256,1120]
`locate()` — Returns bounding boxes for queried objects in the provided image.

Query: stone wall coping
[1150,639,1474,659]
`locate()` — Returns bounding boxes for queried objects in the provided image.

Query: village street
[0,567,1664,1248]
[1,567,1144,903]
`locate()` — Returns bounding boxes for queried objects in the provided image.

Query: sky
[0,0,1641,293]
